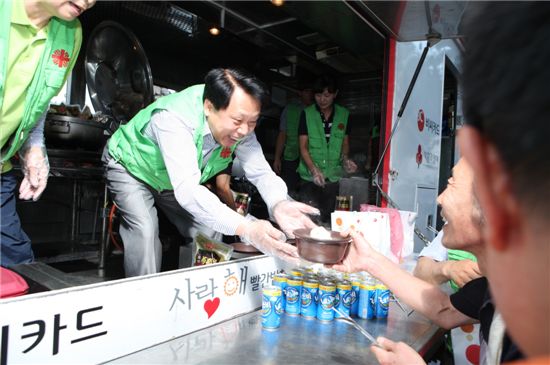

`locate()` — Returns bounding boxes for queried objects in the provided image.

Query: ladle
[332,307,381,347]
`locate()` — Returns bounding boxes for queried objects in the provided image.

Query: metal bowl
[231,242,261,254]
[293,228,351,264]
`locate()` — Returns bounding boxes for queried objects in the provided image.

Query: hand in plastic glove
[272,200,320,239]
[19,146,49,201]
[311,167,325,187]
[240,219,300,264]
[343,157,358,173]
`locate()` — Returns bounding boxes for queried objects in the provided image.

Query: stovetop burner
[46,149,103,179]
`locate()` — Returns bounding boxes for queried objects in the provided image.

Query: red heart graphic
[204,297,220,319]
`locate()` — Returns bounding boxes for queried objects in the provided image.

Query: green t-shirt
[0,1,80,172]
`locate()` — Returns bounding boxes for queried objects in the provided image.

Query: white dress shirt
[144,109,288,235]
[418,230,448,262]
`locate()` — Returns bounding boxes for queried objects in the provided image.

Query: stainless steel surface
[109,301,442,364]
[332,306,380,347]
[11,262,100,290]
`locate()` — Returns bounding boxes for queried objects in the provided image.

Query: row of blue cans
[272,273,357,322]
[356,276,390,319]
[275,271,390,320]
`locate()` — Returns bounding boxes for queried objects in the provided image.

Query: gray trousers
[103,148,221,277]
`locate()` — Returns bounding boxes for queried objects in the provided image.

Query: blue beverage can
[285,276,302,316]
[367,279,377,319]
[300,277,319,319]
[335,280,352,318]
[262,286,283,330]
[272,273,288,311]
[290,268,305,277]
[350,277,360,317]
[358,278,376,319]
[316,280,336,322]
[357,281,370,319]
[375,283,390,318]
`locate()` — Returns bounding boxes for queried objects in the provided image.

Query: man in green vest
[103,68,319,277]
[0,0,95,268]
[297,75,357,222]
[272,83,313,197]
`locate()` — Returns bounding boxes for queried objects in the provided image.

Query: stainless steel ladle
[332,307,381,347]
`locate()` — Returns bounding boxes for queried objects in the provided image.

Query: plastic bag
[360,204,417,262]
[194,232,233,266]
[331,210,391,258]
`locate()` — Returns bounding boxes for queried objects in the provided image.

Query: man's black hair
[312,75,338,94]
[462,3,550,215]
[203,68,268,110]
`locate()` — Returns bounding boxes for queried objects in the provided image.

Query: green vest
[297,104,349,182]
[448,249,478,292]
[0,1,80,165]
[283,103,302,161]
[108,84,238,192]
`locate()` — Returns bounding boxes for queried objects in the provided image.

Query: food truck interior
[4,3,490,364]
[13,1,461,287]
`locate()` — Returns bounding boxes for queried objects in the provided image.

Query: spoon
[332,307,381,347]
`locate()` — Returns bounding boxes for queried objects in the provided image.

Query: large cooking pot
[45,114,109,151]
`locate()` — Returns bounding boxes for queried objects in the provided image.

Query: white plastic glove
[311,166,325,187]
[19,146,49,201]
[343,157,358,173]
[240,218,300,264]
[272,200,320,239]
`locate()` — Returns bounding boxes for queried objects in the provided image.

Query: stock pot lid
[85,21,153,124]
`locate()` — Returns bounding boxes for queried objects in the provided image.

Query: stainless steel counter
[110,302,443,364]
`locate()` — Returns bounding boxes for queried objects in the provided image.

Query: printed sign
[0,256,283,364]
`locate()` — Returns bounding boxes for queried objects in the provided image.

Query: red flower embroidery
[52,49,70,68]
[338,123,345,130]
[220,147,231,159]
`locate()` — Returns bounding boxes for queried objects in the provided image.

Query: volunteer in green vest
[103,68,319,277]
[0,0,95,268]
[272,84,313,197]
[297,75,357,222]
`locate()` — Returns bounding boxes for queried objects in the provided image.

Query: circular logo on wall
[417,109,425,131]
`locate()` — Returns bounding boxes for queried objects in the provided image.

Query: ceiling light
[271,0,284,7]
[209,26,220,36]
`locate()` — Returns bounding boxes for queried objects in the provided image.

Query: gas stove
[46,148,103,179]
